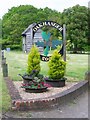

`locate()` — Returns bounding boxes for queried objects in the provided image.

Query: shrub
[48,50,66,80]
[83,45,90,52]
[27,45,40,75]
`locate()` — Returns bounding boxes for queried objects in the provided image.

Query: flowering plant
[20,45,52,92]
[21,75,52,89]
[21,77,44,89]
[19,70,42,80]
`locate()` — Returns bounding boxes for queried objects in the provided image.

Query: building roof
[22,23,36,36]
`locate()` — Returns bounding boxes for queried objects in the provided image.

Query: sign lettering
[33,21,63,35]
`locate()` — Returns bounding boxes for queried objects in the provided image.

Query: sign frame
[32,21,66,61]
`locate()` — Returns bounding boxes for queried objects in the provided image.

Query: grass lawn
[66,54,88,80]
[0,66,11,112]
[4,51,88,81]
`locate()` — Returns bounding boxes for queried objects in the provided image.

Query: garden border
[4,77,88,110]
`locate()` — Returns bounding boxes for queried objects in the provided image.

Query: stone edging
[4,77,88,110]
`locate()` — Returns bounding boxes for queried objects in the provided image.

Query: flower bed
[14,81,78,100]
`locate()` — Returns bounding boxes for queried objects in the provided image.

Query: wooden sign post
[63,24,66,61]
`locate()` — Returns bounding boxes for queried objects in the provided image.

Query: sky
[0,0,89,19]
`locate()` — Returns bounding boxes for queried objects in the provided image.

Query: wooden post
[63,24,66,61]
[1,50,4,59]
[2,63,8,77]
[2,58,6,65]
[1,53,8,77]
[85,71,90,86]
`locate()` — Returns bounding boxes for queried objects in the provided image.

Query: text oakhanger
[33,21,63,33]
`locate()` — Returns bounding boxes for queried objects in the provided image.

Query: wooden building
[22,23,44,53]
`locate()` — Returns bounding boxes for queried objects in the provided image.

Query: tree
[2,5,47,50]
[2,5,62,50]
[43,7,62,39]
[2,4,88,52]
[62,5,88,52]
[0,19,2,50]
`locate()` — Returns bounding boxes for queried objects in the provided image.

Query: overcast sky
[0,0,89,19]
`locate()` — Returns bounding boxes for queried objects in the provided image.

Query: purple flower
[32,70,36,73]
[44,77,49,80]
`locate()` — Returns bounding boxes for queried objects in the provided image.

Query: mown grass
[66,54,88,80]
[0,65,11,112]
[5,51,88,81]
[0,71,2,112]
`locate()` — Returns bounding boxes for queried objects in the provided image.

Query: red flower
[38,84,41,88]
[41,82,44,85]
[44,83,52,87]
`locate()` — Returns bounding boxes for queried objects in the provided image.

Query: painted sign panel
[32,21,64,62]
[33,21,63,35]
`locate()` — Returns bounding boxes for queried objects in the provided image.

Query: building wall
[22,28,44,53]
[34,29,44,54]
[22,36,26,52]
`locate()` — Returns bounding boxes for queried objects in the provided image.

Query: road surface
[2,90,88,119]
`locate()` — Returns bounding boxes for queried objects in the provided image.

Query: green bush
[83,45,90,52]
[48,50,66,80]
[27,45,40,75]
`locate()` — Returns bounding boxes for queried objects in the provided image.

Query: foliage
[66,40,73,51]
[62,4,88,52]
[21,76,51,89]
[56,45,61,51]
[2,5,38,50]
[2,5,61,50]
[82,45,90,52]
[48,50,66,80]
[2,5,88,52]
[0,19,2,39]
[21,76,45,89]
[27,45,40,75]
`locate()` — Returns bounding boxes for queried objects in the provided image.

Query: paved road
[2,90,88,119]
[30,91,88,118]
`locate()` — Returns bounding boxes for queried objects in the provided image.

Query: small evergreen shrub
[48,50,66,80]
[27,45,40,75]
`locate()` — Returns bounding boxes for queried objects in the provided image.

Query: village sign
[32,21,66,62]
